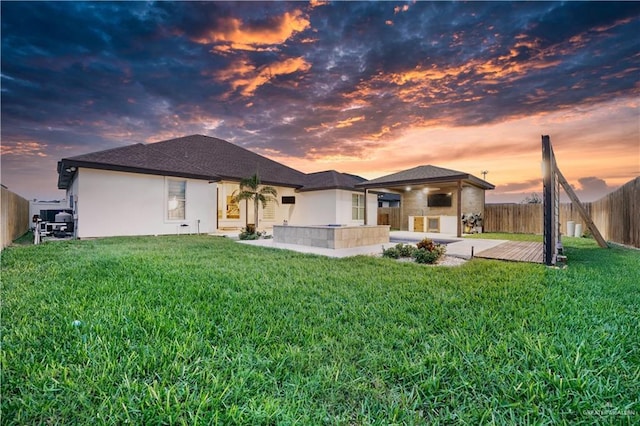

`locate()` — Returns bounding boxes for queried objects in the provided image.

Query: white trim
[165,177,187,222]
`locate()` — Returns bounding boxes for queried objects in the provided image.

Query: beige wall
[217,182,300,231]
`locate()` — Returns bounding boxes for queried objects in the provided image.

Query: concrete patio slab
[237,231,507,259]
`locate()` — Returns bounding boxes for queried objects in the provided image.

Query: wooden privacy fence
[378,207,401,230]
[485,177,639,248]
[1,186,30,249]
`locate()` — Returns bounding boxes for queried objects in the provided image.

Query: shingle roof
[148,135,307,187]
[58,135,308,189]
[356,165,494,189]
[300,170,367,192]
[57,142,216,189]
[58,136,493,192]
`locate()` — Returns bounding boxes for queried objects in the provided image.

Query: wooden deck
[475,241,544,264]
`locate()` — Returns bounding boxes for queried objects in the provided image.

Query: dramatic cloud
[1,1,638,200]
[193,9,310,51]
[214,56,311,96]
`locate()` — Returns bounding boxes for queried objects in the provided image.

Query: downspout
[457,180,462,237]
[364,188,369,225]
[216,188,219,231]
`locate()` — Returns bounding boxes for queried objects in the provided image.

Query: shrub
[413,248,441,264]
[239,226,266,240]
[413,239,446,264]
[381,246,400,259]
[416,238,436,251]
[396,243,417,257]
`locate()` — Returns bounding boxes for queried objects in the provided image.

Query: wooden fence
[377,207,401,230]
[1,186,30,249]
[485,177,639,248]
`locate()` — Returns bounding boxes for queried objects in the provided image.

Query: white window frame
[263,199,276,221]
[166,178,186,221]
[352,193,365,221]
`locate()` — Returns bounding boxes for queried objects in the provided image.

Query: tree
[232,173,278,232]
[521,192,542,204]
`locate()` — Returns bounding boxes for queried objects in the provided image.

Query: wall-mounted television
[427,193,452,207]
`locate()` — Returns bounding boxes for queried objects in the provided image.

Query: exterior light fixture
[405,186,411,192]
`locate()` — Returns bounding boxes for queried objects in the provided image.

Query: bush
[413,238,446,264]
[382,246,400,259]
[396,243,417,257]
[239,226,266,240]
[413,248,441,264]
[416,238,436,251]
[383,240,445,264]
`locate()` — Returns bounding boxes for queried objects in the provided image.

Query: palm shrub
[232,173,278,233]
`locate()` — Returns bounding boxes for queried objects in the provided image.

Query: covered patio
[356,165,495,237]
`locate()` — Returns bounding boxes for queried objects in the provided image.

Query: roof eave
[356,174,469,189]
[214,174,304,189]
[356,174,495,190]
[297,185,363,192]
[57,159,220,190]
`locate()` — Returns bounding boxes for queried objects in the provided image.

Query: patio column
[456,180,462,237]
[364,188,369,225]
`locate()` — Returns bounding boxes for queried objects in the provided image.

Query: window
[226,195,240,219]
[263,200,276,221]
[352,193,365,220]
[167,179,186,220]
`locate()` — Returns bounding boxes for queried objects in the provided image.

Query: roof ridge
[66,143,145,160]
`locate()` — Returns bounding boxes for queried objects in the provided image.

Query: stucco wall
[288,190,378,226]
[73,168,216,238]
[290,190,338,225]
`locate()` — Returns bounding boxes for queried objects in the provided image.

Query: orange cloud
[1,141,48,157]
[309,0,328,8]
[194,10,310,51]
[215,57,311,96]
[335,115,365,128]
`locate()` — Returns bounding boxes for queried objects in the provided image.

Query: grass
[2,235,639,424]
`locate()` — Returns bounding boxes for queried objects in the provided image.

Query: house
[356,165,495,236]
[56,135,378,238]
[377,193,401,208]
[57,135,493,238]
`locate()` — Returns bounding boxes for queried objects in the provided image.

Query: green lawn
[2,235,639,424]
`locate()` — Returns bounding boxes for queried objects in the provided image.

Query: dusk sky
[1,1,639,202]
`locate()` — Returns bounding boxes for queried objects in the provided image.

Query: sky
[1,1,639,202]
